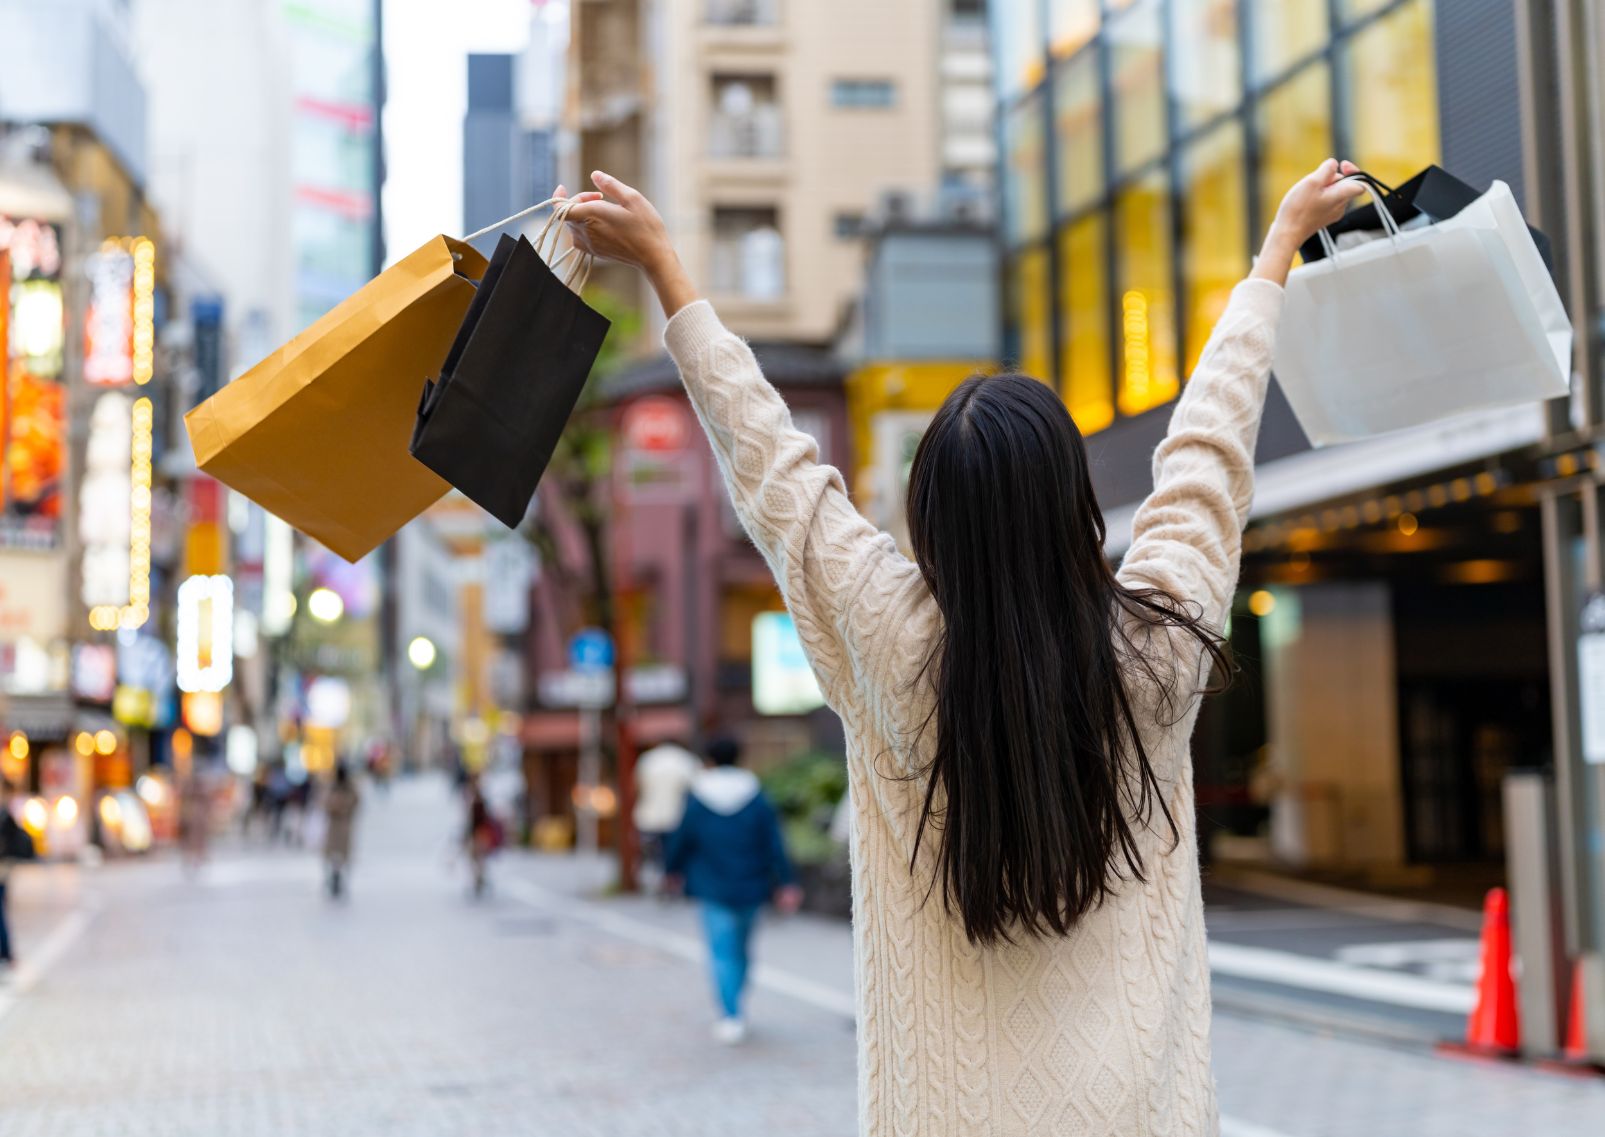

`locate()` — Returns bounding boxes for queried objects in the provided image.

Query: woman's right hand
[1251,159,1370,286]
[562,172,700,316]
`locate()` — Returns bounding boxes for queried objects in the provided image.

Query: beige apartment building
[569,0,986,347]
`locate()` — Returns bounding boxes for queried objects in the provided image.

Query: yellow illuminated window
[1172,0,1241,129]
[1114,173,1178,415]
[1247,0,1328,83]
[1051,0,1100,57]
[1054,52,1102,215]
[1058,215,1114,434]
[1109,0,1166,174]
[1005,93,1050,245]
[998,0,1045,99]
[1257,63,1332,242]
[1181,123,1250,376]
[1011,247,1053,383]
[1345,0,1439,189]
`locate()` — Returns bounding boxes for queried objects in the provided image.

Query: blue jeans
[700,901,759,1019]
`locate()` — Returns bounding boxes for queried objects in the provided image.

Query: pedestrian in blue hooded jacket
[665,736,800,1044]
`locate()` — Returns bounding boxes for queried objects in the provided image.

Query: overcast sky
[380,0,536,262]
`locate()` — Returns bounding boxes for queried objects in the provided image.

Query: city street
[1,777,1600,1137]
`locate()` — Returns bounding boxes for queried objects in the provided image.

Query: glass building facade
[995,0,1440,436]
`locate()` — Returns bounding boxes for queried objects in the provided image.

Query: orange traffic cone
[1563,959,1588,1062]
[1464,887,1520,1055]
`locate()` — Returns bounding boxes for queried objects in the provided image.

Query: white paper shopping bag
[1273,180,1572,446]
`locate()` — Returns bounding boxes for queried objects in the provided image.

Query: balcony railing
[706,0,779,27]
[709,105,783,160]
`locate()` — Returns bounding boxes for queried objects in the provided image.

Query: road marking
[1212,869,1484,933]
[1221,1118,1297,1137]
[1209,940,1475,1014]
[0,897,100,1027]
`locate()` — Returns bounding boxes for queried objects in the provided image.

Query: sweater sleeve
[1116,278,1283,632]
[665,301,921,709]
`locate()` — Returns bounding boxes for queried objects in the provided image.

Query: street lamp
[307,587,344,624]
[407,636,437,670]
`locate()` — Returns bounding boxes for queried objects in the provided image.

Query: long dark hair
[906,374,1228,946]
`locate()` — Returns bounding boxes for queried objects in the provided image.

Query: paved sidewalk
[0,775,1599,1137]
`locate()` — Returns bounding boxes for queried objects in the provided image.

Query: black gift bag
[1298,165,1555,272]
[410,215,610,528]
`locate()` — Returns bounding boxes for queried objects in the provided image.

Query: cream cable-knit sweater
[665,278,1284,1137]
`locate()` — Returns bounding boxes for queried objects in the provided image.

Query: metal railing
[706,0,779,27]
[709,106,783,159]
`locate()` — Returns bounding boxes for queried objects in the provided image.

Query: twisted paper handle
[463,198,594,292]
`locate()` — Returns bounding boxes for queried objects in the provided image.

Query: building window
[1181,122,1250,377]
[710,207,786,300]
[833,213,866,239]
[1344,0,1439,190]
[706,0,779,27]
[1009,247,1053,382]
[1051,0,1099,58]
[1058,214,1114,434]
[1246,0,1328,84]
[711,74,783,159]
[1256,62,1332,246]
[1004,91,1049,246]
[1108,0,1166,175]
[1171,0,1241,130]
[1053,51,1101,215]
[996,0,1045,99]
[831,79,897,109]
[1114,170,1178,415]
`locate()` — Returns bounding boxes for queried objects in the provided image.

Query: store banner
[1,216,67,546]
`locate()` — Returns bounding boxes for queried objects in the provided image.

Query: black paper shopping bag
[1299,165,1555,271]
[410,231,610,527]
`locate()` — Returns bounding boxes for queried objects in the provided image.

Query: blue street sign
[568,627,614,673]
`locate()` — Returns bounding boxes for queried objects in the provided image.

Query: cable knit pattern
[664,277,1284,1137]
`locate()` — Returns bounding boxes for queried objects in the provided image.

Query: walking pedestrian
[176,771,211,876]
[557,159,1368,1134]
[463,775,502,899]
[632,739,700,890]
[664,737,800,1044]
[322,764,360,899]
[0,783,37,970]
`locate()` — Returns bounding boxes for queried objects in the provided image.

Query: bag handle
[1316,171,1402,260]
[462,198,595,293]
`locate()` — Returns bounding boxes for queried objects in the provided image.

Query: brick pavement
[0,776,1600,1137]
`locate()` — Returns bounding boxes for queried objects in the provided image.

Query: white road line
[1221,1118,1297,1137]
[0,898,100,1027]
[1212,869,1484,933]
[1209,940,1474,1014]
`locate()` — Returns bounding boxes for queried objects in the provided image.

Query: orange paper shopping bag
[185,237,489,561]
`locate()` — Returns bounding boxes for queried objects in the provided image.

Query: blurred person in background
[177,771,211,876]
[664,736,800,1044]
[632,739,700,891]
[266,760,292,843]
[0,783,37,970]
[322,764,360,900]
[463,774,502,899]
[559,162,1366,1128]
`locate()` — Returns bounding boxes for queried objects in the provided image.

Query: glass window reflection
[1181,123,1250,376]
[1054,52,1102,215]
[1114,171,1178,415]
[1058,215,1114,434]
[1345,0,1439,189]
[1109,0,1167,174]
[1172,0,1241,130]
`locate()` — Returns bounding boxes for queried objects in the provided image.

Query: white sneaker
[713,1017,748,1046]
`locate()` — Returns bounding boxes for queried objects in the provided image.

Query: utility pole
[1518,0,1605,1061]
